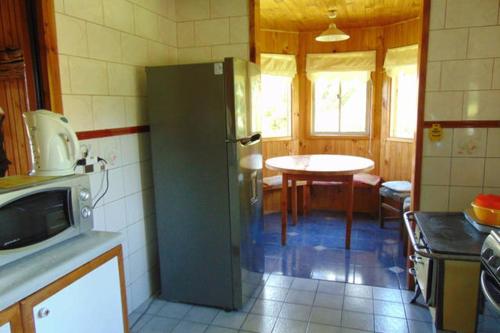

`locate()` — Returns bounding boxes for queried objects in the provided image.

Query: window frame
[310,73,373,138]
[257,74,294,141]
[388,68,418,141]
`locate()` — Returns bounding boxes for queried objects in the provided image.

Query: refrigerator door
[146,63,235,309]
[224,58,264,308]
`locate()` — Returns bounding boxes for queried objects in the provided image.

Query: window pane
[313,78,340,133]
[259,75,291,137]
[390,71,418,139]
[340,79,367,133]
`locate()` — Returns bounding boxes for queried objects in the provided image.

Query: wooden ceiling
[260,0,422,32]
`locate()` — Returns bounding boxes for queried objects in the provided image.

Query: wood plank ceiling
[260,0,421,31]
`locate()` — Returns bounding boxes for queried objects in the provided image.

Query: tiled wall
[53,0,176,312]
[420,0,500,211]
[176,0,250,63]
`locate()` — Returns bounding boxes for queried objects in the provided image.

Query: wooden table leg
[291,179,297,226]
[281,173,288,245]
[345,176,354,249]
[303,181,311,216]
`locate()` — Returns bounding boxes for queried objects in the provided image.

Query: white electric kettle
[23,110,80,176]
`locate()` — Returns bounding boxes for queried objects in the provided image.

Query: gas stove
[481,231,500,282]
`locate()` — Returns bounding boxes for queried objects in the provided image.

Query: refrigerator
[146,58,264,310]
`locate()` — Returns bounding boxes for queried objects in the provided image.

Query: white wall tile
[127,219,147,254]
[103,0,134,33]
[423,128,453,157]
[158,17,177,47]
[420,185,449,211]
[175,0,209,21]
[212,44,249,61]
[230,17,249,44]
[64,0,104,24]
[452,128,487,157]
[148,41,169,66]
[177,47,212,64]
[138,133,152,161]
[108,63,143,96]
[87,23,122,62]
[128,246,149,283]
[123,163,143,195]
[92,205,106,231]
[56,14,88,57]
[210,0,248,17]
[177,22,195,47]
[425,62,441,91]
[428,29,468,61]
[450,158,485,186]
[54,0,64,13]
[484,187,500,195]
[121,134,141,165]
[134,6,159,40]
[68,57,108,95]
[484,158,500,187]
[104,167,126,203]
[92,96,126,129]
[449,186,482,211]
[124,97,148,126]
[468,26,500,59]
[441,59,494,91]
[194,18,230,46]
[62,95,93,132]
[58,55,71,93]
[486,128,500,157]
[445,0,499,28]
[99,136,123,168]
[421,157,451,185]
[424,91,463,121]
[121,34,149,66]
[104,198,127,232]
[463,91,500,120]
[429,0,446,30]
[125,191,145,225]
[493,59,500,89]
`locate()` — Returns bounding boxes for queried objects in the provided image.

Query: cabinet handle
[38,307,50,318]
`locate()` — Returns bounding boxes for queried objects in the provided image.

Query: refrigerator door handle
[226,133,261,146]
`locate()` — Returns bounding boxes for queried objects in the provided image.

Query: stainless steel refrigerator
[146,58,263,310]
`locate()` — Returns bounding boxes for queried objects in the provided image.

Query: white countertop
[0,231,124,311]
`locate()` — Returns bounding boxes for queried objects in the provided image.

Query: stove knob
[80,188,91,201]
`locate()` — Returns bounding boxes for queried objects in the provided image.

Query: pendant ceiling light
[315,9,350,42]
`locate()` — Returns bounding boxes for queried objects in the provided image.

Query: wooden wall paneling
[250,0,260,63]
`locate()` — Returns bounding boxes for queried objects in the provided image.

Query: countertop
[414,212,488,257]
[0,231,123,311]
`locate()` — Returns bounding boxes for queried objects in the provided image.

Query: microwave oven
[0,175,93,267]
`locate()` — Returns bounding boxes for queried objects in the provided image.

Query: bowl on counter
[471,202,500,226]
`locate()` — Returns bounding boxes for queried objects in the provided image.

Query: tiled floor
[253,211,408,289]
[129,274,435,333]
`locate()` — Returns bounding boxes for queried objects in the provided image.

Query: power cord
[92,158,109,209]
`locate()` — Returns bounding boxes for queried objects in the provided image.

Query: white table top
[265,154,375,176]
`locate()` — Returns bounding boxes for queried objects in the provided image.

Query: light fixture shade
[315,23,350,42]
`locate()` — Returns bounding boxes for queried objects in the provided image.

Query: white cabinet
[31,257,124,333]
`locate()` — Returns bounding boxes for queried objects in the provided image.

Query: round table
[265,154,375,248]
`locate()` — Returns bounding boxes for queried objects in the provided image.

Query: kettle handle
[61,120,80,163]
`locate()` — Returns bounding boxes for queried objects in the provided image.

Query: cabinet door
[0,304,23,333]
[21,246,128,333]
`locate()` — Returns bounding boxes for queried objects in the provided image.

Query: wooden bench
[263,175,310,215]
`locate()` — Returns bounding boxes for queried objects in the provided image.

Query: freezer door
[226,133,264,308]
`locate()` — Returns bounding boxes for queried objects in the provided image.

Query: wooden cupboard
[0,246,128,333]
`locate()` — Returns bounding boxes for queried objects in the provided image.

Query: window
[306,51,376,136]
[259,74,292,138]
[389,68,418,139]
[253,53,296,138]
[312,72,370,135]
[384,45,419,140]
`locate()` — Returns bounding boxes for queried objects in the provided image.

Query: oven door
[0,188,77,266]
[477,268,500,332]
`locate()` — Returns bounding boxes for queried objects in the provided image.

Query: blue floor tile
[255,211,407,289]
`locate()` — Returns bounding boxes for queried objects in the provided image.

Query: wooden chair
[263,175,310,219]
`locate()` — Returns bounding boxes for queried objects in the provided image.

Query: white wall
[53,0,250,312]
[420,0,500,211]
